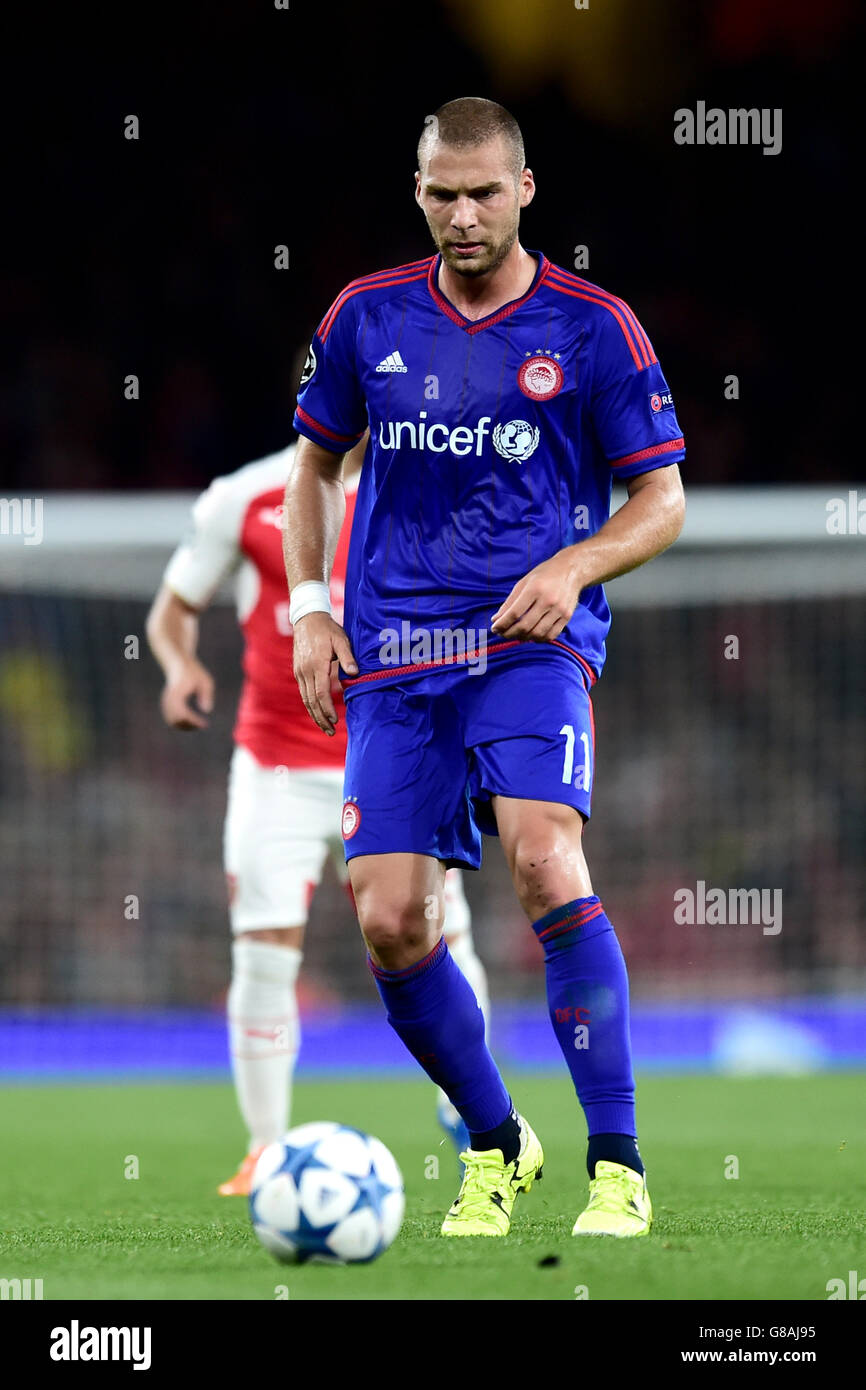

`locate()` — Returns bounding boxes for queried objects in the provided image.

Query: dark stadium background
[2,0,857,491]
[1,1,862,1077]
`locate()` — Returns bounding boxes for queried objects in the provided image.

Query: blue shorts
[341,646,596,870]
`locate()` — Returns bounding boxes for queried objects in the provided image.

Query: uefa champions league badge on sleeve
[300,343,317,386]
[518,350,564,401]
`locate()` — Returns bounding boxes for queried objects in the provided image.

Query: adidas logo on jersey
[375,351,408,373]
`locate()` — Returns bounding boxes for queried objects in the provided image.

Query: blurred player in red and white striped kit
[147,432,490,1193]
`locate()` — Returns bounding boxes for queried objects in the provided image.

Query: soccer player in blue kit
[283,98,685,1238]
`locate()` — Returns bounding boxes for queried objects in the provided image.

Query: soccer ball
[248,1121,405,1264]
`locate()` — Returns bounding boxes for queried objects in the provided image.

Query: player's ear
[414,170,423,205]
[519,168,535,209]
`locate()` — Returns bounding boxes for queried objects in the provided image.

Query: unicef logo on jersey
[376,412,540,461]
[492,420,540,463]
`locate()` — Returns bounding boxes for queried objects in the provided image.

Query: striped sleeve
[293,288,368,454]
[590,302,685,478]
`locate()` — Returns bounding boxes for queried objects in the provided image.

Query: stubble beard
[431,213,520,279]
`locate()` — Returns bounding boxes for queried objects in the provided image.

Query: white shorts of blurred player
[223,743,472,937]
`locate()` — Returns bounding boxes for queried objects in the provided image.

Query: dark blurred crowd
[2,587,863,1007]
[1,0,855,493]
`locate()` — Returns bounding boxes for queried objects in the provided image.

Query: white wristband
[289,580,332,626]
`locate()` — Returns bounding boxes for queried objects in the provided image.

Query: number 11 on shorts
[559,723,591,790]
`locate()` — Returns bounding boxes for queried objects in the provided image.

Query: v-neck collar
[427,250,550,335]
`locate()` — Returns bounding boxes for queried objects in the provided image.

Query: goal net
[1,485,864,1070]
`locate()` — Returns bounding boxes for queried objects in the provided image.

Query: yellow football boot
[441,1116,544,1236]
[572,1160,652,1237]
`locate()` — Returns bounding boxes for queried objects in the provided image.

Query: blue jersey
[294,251,685,689]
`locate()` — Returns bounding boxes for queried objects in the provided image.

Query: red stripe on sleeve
[295,406,363,446]
[319,269,429,343]
[546,275,647,371]
[316,257,432,336]
[610,437,685,469]
[567,272,656,365]
[546,269,657,368]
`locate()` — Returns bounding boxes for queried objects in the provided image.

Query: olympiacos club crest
[341,798,361,839]
[518,353,564,401]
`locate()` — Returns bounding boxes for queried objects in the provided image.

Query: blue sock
[533,896,643,1175]
[369,938,512,1133]
[587,1132,644,1180]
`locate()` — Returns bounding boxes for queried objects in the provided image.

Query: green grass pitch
[1,1074,863,1301]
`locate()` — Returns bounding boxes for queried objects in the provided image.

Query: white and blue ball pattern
[249,1121,405,1264]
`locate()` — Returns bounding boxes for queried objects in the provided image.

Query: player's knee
[510,832,581,917]
[355,889,434,958]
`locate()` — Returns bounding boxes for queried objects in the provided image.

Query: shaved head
[417,97,525,183]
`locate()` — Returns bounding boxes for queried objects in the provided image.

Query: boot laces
[587,1165,640,1215]
[452,1150,509,1217]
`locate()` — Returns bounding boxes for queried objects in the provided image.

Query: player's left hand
[490,551,584,642]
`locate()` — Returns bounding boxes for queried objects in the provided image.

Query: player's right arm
[283,437,359,736]
[285,289,368,734]
[146,472,243,731]
[146,586,215,730]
